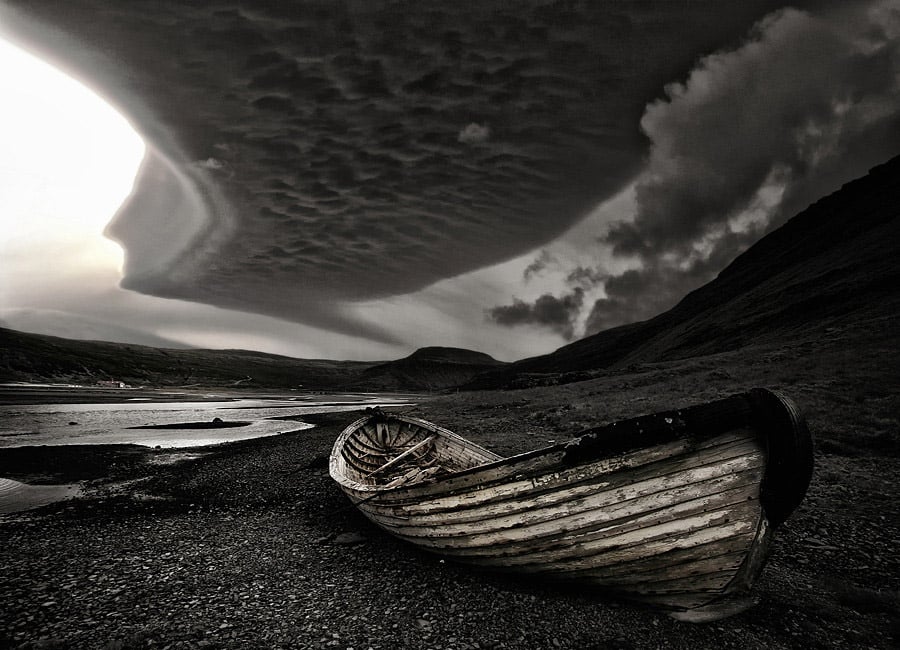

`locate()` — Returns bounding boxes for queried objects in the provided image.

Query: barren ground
[1,324,898,649]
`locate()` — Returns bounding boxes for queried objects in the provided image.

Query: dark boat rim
[330,388,814,529]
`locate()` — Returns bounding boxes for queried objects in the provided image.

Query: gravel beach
[2,347,899,649]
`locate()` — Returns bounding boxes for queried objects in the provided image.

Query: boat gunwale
[329,389,812,532]
[349,430,761,513]
[330,405,756,497]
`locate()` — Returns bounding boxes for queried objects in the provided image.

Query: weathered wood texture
[329,391,812,620]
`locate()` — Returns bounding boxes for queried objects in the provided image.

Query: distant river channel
[0,384,417,449]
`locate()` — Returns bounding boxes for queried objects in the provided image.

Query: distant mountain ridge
[343,346,506,391]
[467,154,900,388]
[0,328,373,389]
[0,330,501,392]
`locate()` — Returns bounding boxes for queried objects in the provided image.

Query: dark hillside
[0,328,376,389]
[470,155,900,387]
[343,346,507,391]
[0,331,504,393]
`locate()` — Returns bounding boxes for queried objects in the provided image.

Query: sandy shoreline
[2,348,899,649]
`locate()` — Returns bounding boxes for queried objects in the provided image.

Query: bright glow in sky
[0,37,358,357]
[0,39,144,276]
[0,35,581,360]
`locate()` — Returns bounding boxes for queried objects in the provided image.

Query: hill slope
[469,155,900,388]
[342,347,507,391]
[0,328,377,389]
[0,328,506,393]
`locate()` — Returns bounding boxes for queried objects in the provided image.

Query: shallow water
[0,478,81,514]
[0,390,415,513]
[0,392,415,449]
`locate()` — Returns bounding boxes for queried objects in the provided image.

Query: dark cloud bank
[0,0,827,343]
[490,287,584,341]
[490,2,900,341]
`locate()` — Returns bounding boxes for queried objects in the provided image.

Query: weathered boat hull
[329,389,813,621]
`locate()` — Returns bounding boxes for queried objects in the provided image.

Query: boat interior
[338,416,499,488]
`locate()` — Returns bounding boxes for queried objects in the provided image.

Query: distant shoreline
[0,383,421,406]
[0,421,316,513]
[0,387,419,452]
[0,390,419,512]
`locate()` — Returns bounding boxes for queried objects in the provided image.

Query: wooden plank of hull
[383,495,759,565]
[623,569,742,593]
[524,528,756,579]
[347,429,758,511]
[525,520,757,600]
[362,447,761,534]
[608,518,772,617]
[409,519,758,610]
[366,467,760,551]
[559,539,752,580]
[350,434,763,543]
[328,394,807,618]
[580,550,748,585]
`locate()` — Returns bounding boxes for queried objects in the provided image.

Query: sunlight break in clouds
[0,37,404,360]
[0,37,143,280]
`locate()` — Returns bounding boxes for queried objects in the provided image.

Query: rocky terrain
[1,313,898,648]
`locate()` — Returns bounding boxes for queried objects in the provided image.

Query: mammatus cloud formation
[4,0,898,361]
[1,0,812,347]
[490,1,900,340]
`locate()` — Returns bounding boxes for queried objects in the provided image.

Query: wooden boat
[329,388,813,622]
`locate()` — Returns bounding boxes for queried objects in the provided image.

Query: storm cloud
[0,0,817,341]
[493,1,900,339]
[488,288,585,341]
[523,250,557,282]
[607,3,900,260]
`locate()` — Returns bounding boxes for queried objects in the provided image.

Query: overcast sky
[1,0,899,361]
